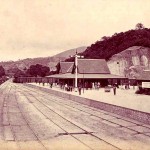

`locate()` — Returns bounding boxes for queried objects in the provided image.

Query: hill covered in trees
[79,24,150,60]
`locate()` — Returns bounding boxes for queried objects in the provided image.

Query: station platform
[26,83,150,125]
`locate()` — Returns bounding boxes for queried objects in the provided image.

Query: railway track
[18,84,150,138]
[3,85,47,150]
[20,91,120,149]
[1,84,21,150]
[2,82,149,149]
[14,83,150,149]
[13,87,48,150]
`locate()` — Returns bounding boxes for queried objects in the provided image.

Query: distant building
[135,70,150,93]
[137,70,150,82]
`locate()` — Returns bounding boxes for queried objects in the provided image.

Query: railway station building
[47,59,127,88]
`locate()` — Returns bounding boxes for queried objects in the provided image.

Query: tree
[101,36,110,41]
[135,23,144,30]
[78,27,150,60]
[40,66,50,77]
[0,66,5,77]
[55,62,60,74]
[26,64,50,77]
[14,70,26,78]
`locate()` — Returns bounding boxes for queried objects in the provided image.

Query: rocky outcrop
[107,46,150,78]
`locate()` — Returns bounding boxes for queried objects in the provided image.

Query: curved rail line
[4,82,150,149]
[19,84,150,138]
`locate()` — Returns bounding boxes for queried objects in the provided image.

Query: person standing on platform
[92,82,95,90]
[50,82,53,88]
[78,85,82,95]
[70,84,73,92]
[65,83,68,91]
[97,82,101,90]
[113,84,117,95]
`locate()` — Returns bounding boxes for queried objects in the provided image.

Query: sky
[0,0,150,61]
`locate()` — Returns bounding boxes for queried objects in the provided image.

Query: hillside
[81,28,150,60]
[0,46,86,73]
[53,46,86,58]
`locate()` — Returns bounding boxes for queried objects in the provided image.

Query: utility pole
[83,68,84,94]
[71,51,84,92]
[75,53,78,92]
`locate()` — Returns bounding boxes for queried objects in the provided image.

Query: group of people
[36,80,134,96]
[59,82,73,92]
[112,81,135,95]
[37,80,54,88]
[64,83,73,92]
[84,82,101,90]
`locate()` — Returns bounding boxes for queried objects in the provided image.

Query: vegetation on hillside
[0,66,5,77]
[26,64,50,77]
[66,23,150,61]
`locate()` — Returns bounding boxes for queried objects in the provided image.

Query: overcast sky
[0,0,150,61]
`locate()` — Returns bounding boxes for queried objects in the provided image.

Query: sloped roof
[77,59,110,74]
[59,62,74,74]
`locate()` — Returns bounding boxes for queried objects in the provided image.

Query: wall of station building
[14,76,130,87]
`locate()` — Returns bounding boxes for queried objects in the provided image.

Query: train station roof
[47,59,126,79]
[77,59,110,74]
[59,59,110,74]
[59,62,74,74]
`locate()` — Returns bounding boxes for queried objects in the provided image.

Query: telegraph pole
[75,53,78,92]
[72,51,84,92]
